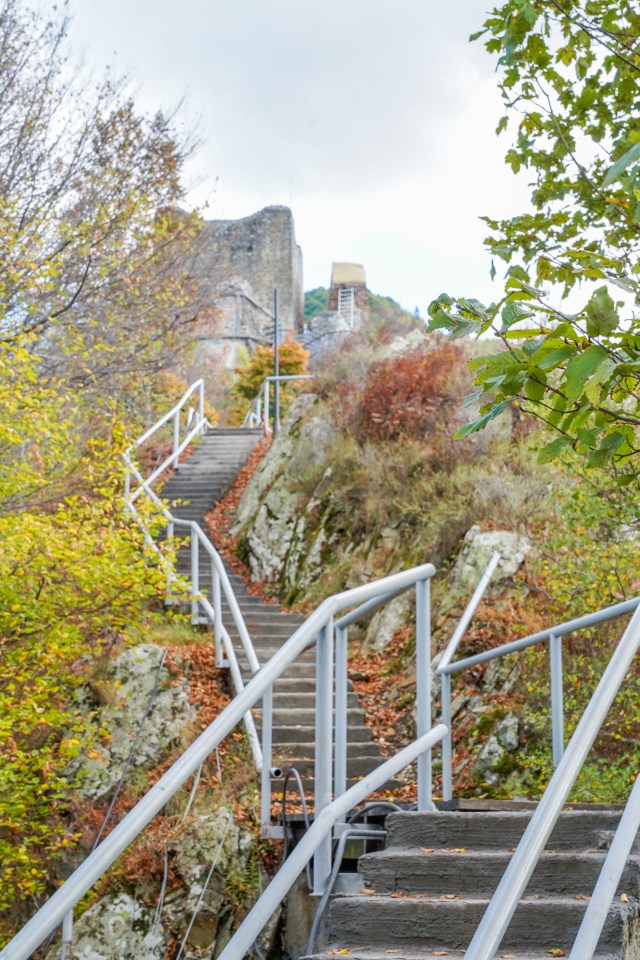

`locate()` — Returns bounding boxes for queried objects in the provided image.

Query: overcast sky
[68,0,530,313]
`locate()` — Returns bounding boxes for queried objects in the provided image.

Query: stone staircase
[159,427,390,802]
[308,806,640,959]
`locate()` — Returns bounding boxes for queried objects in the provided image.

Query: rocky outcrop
[449,525,531,595]
[53,808,273,960]
[78,644,195,801]
[232,394,338,597]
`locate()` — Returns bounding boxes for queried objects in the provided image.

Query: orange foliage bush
[355,341,471,444]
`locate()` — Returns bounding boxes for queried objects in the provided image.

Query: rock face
[449,525,531,595]
[233,394,338,596]
[53,893,165,960]
[78,644,195,801]
[51,808,271,960]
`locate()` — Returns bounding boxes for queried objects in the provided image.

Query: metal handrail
[437,551,501,673]
[217,724,449,960]
[242,374,314,433]
[437,595,640,801]
[436,551,500,802]
[0,563,437,960]
[465,602,640,959]
[569,771,640,959]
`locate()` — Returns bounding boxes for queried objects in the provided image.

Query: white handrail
[129,379,205,451]
[217,724,449,960]
[0,562,436,960]
[242,374,314,434]
[464,602,640,959]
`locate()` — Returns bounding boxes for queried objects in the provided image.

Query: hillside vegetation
[229,318,639,805]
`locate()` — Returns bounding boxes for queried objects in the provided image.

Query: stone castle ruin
[195,205,304,367]
[190,205,368,368]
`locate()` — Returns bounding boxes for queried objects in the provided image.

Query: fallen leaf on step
[360,887,375,895]
[499,954,516,958]
[444,847,466,853]
[419,847,435,853]
[390,891,409,898]
[547,950,566,957]
[575,893,590,900]
[621,893,629,902]
[433,952,449,956]
[439,893,459,900]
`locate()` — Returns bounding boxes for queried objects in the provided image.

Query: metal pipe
[416,578,433,811]
[313,618,334,894]
[127,418,208,503]
[440,597,640,678]
[335,585,407,630]
[263,378,270,435]
[334,625,349,804]
[440,672,453,802]
[190,531,199,625]
[550,632,564,767]
[60,912,73,960]
[216,725,449,960]
[438,551,501,672]
[213,623,262,773]
[213,568,223,668]
[128,380,204,451]
[260,687,274,833]
[464,603,640,960]
[173,410,180,470]
[273,288,280,436]
[0,563,435,960]
[569,771,640,959]
[197,381,204,426]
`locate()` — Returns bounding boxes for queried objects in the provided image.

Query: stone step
[385,810,625,852]
[327,894,637,952]
[269,725,373,745]
[307,950,618,960]
[358,848,640,898]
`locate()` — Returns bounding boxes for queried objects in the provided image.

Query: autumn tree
[427,0,640,483]
[0,1,202,933]
[0,0,209,413]
[228,334,310,424]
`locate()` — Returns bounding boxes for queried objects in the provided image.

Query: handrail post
[197,381,204,428]
[263,379,270,435]
[190,530,199,625]
[213,567,223,668]
[334,625,349,806]
[313,618,334,894]
[260,686,274,834]
[550,632,564,767]
[60,911,73,960]
[441,672,453,801]
[173,410,180,470]
[416,577,434,811]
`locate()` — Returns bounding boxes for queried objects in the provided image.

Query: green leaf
[524,377,546,402]
[564,345,610,402]
[537,436,573,464]
[602,142,640,187]
[454,400,511,439]
[461,389,483,409]
[501,301,534,330]
[536,344,575,371]
[585,286,619,337]
[587,431,627,467]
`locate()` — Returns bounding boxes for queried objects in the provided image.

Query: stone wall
[195,206,303,366]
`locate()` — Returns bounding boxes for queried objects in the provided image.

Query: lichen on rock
[77,644,195,801]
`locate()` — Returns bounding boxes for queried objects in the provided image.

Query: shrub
[356,341,472,444]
